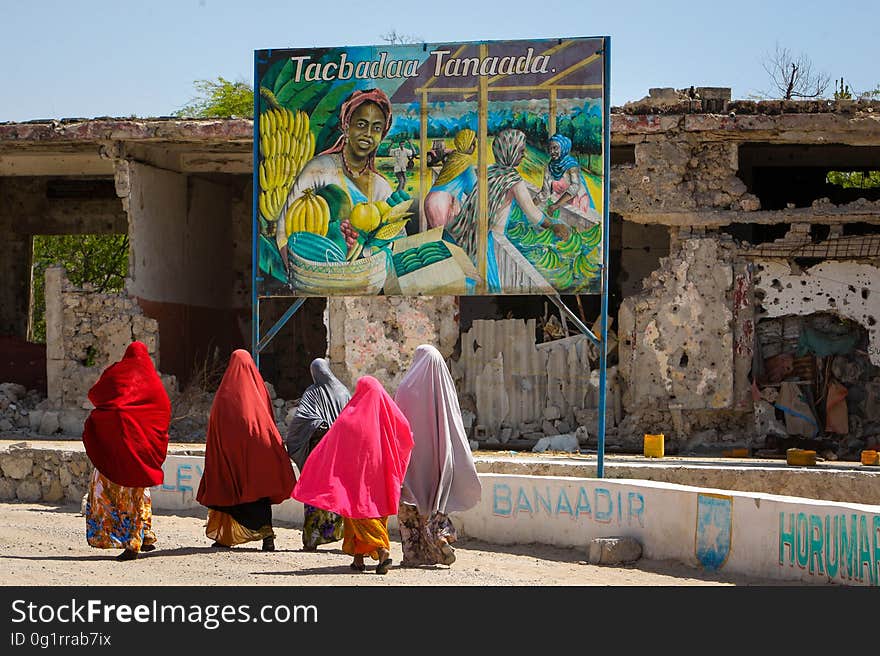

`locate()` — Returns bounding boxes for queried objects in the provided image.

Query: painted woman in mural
[446,128,570,293]
[423,128,477,230]
[533,133,596,216]
[275,88,394,254]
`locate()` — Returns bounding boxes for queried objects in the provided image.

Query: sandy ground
[0,502,787,586]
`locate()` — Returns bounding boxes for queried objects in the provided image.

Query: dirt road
[0,502,785,586]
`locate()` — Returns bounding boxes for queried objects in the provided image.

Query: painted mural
[254,37,607,297]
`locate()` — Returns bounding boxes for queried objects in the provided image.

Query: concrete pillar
[44,266,65,408]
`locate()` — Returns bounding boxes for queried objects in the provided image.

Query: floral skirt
[397,503,457,567]
[85,468,155,552]
[302,504,343,550]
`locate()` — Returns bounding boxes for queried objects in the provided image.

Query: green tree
[826,170,880,188]
[175,77,253,118]
[30,234,129,343]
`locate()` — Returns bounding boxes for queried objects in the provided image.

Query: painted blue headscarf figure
[536,133,597,215]
[547,134,580,180]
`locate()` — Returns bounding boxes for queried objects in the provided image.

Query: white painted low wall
[151,455,880,586]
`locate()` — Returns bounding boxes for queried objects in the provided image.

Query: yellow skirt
[206,509,274,547]
[342,517,389,561]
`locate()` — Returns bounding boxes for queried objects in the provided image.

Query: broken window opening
[721,222,791,245]
[610,145,636,167]
[737,144,880,210]
[28,233,129,343]
[752,312,877,461]
[45,178,118,200]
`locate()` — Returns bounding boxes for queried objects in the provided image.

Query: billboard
[254,36,607,297]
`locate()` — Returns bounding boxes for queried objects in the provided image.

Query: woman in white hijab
[393,344,481,566]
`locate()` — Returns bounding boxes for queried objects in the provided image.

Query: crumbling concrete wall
[326,296,458,392]
[610,137,756,215]
[618,236,736,412]
[44,266,173,417]
[754,260,880,365]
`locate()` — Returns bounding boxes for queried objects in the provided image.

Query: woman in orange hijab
[82,341,171,562]
[196,350,296,551]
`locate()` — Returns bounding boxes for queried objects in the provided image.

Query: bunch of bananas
[536,247,562,271]
[258,105,315,222]
[284,188,330,237]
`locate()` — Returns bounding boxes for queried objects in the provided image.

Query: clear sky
[0,0,876,122]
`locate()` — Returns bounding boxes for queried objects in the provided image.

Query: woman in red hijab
[293,375,413,574]
[196,349,296,552]
[82,341,171,561]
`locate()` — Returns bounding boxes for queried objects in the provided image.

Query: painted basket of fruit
[288,248,388,296]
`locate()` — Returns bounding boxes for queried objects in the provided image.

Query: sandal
[262,537,275,552]
[350,556,365,572]
[375,557,393,575]
[140,543,156,552]
[116,549,138,562]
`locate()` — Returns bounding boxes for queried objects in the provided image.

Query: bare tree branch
[380,29,422,45]
[760,43,830,99]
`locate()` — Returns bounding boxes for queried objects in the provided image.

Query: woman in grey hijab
[394,345,481,566]
[285,358,352,551]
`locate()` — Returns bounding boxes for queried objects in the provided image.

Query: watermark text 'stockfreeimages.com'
[9,597,317,647]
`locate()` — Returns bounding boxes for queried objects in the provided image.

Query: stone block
[29,410,44,432]
[16,479,42,502]
[499,427,512,444]
[59,409,87,436]
[43,478,64,502]
[0,383,26,401]
[541,421,559,435]
[59,464,72,488]
[38,411,61,436]
[1,455,34,479]
[0,478,16,501]
[543,405,561,421]
[588,537,643,565]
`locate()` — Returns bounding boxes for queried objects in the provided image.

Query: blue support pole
[256,297,306,354]
[596,36,612,479]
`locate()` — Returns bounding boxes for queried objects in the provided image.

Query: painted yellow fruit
[374,199,392,218]
[349,202,381,232]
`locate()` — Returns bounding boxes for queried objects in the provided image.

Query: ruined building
[1,88,878,459]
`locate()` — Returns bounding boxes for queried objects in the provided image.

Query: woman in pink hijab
[394,345,481,567]
[292,376,413,575]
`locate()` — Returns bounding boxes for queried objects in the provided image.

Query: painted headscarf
[318,88,393,174]
[196,350,296,508]
[292,376,413,519]
[285,358,352,472]
[82,341,171,488]
[446,128,527,260]
[394,345,481,515]
[547,133,580,180]
[433,128,477,187]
